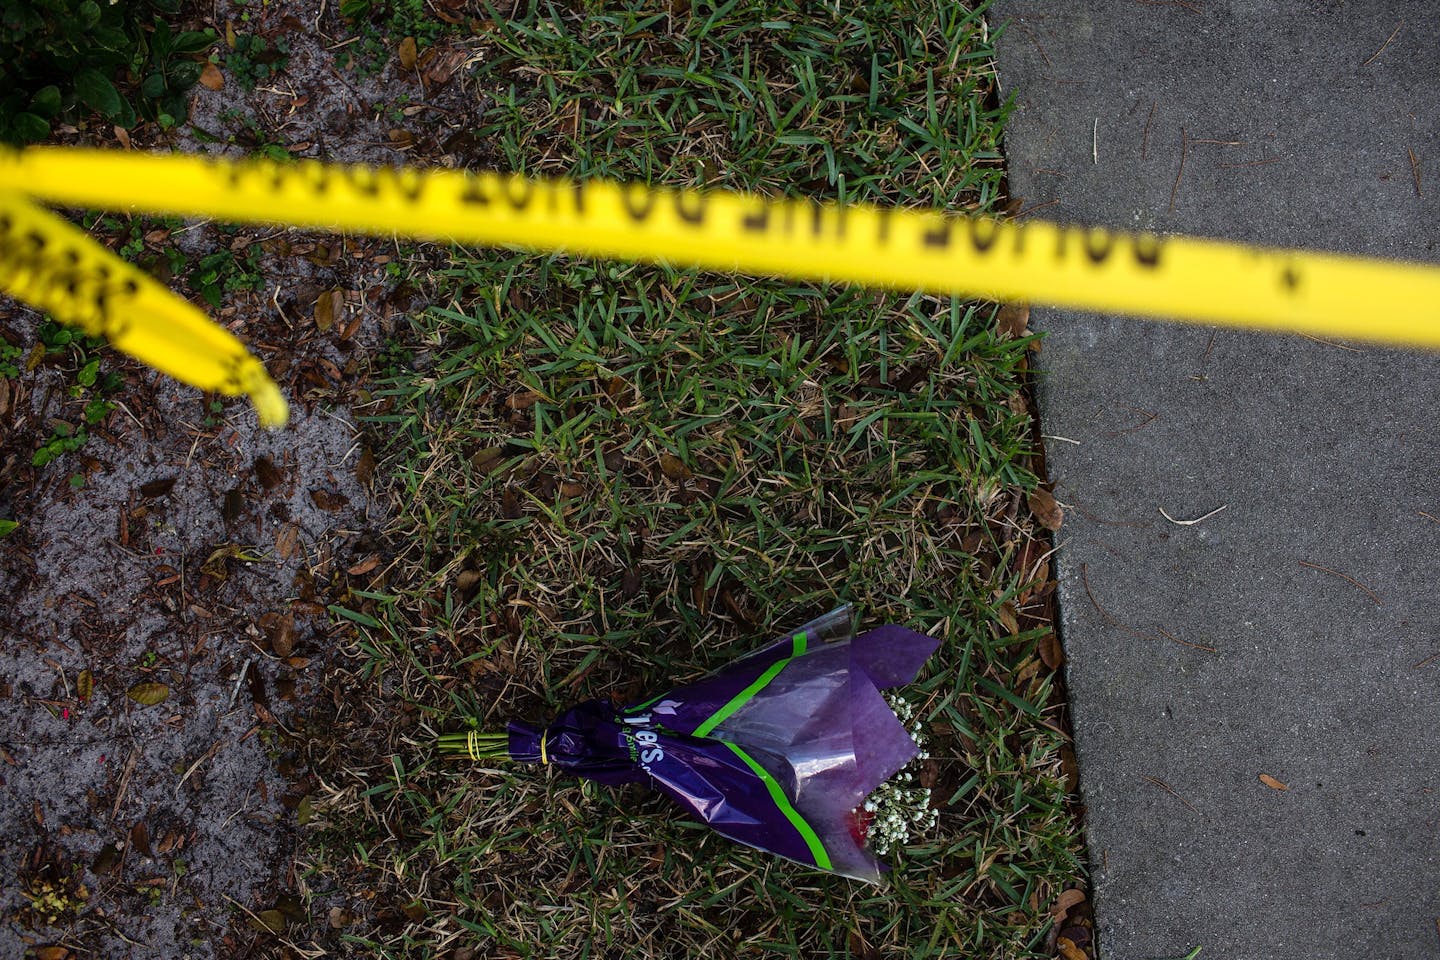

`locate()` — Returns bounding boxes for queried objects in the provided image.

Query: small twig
[1158,504,1227,526]
[1015,198,1061,219]
[229,658,253,709]
[1419,511,1440,525]
[1217,157,1283,169]
[1297,560,1382,604]
[1412,651,1440,670]
[1142,775,1198,813]
[1103,405,1158,437]
[110,747,141,824]
[1298,333,1364,353]
[175,741,224,797]
[1169,126,1189,212]
[1362,20,1404,66]
[1081,564,1152,639]
[1158,627,1217,653]
[1189,138,1243,146]
[1408,148,1423,198]
[1041,434,1081,445]
[1142,100,1157,160]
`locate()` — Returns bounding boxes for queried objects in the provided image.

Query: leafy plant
[32,421,87,467]
[227,33,290,90]
[0,0,214,142]
[0,340,21,379]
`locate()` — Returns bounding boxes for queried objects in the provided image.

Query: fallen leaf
[1049,887,1086,918]
[996,601,1019,636]
[296,795,313,825]
[130,820,152,858]
[501,486,522,519]
[199,61,224,90]
[1039,632,1065,669]
[328,906,353,928]
[659,454,692,481]
[262,612,296,658]
[398,36,418,70]
[126,682,169,707]
[253,456,285,491]
[34,947,71,960]
[1259,774,1289,791]
[356,446,376,486]
[1057,936,1087,960]
[309,489,349,512]
[0,378,9,417]
[421,46,467,87]
[1028,488,1064,532]
[506,390,541,410]
[314,288,343,333]
[139,477,177,498]
[250,909,286,933]
[201,543,248,579]
[275,523,300,561]
[471,446,506,475]
[76,668,93,702]
[91,842,122,874]
[997,302,1030,339]
[347,555,380,576]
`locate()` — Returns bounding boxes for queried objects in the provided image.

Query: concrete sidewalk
[993,4,1440,959]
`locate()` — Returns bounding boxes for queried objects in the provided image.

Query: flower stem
[436,730,511,762]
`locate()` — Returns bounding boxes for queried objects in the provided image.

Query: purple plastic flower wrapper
[507,606,939,881]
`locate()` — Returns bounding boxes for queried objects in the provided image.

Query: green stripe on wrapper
[719,739,831,871]
[691,632,807,738]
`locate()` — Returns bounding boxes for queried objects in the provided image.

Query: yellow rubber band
[540,731,549,766]
[466,730,480,763]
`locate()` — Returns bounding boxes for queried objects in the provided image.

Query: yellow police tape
[4,146,1440,428]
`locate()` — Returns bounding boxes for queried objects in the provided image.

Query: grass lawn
[305,1,1081,956]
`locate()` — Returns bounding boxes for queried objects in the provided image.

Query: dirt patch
[0,0,492,953]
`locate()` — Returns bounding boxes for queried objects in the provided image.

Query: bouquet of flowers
[438,606,939,881]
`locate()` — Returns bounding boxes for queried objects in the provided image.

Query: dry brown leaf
[1028,488,1064,531]
[1259,773,1289,791]
[76,668,93,702]
[1057,936,1087,960]
[0,377,10,418]
[309,489,349,512]
[130,820,152,858]
[356,446,376,486]
[314,289,343,333]
[996,601,1019,636]
[275,523,300,561]
[346,555,380,576]
[126,682,169,707]
[997,302,1031,339]
[262,612,295,658]
[398,36,418,70]
[1039,633,1065,670]
[1049,887,1086,918]
[659,454,692,481]
[199,61,224,91]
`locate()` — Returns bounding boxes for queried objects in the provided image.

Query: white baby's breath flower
[856,693,938,857]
